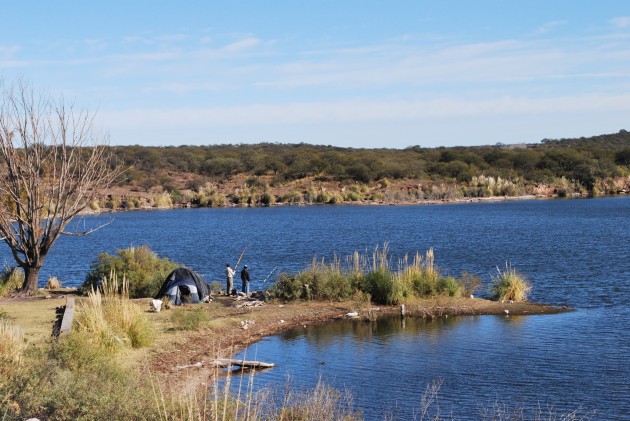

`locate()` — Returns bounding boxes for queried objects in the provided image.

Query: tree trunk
[19,266,41,296]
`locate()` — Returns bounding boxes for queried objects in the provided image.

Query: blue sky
[1,1,630,148]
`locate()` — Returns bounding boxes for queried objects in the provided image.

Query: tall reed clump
[491,263,532,302]
[351,244,397,304]
[46,276,62,289]
[267,244,465,305]
[385,248,462,303]
[75,271,154,351]
[396,249,438,298]
[0,319,26,376]
[152,192,173,208]
[0,265,24,297]
[276,378,360,421]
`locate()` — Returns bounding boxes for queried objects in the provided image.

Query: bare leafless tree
[0,81,123,295]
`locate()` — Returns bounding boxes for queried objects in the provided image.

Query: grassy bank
[0,247,582,420]
[1,291,575,420]
[0,294,581,420]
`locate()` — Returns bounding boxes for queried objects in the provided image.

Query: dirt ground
[1,291,570,396]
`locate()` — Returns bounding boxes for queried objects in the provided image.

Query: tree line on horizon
[113,129,630,195]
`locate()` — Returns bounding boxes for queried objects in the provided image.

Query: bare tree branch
[0,80,124,294]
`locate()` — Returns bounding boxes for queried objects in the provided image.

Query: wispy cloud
[222,37,261,53]
[101,93,630,130]
[144,82,225,94]
[533,20,568,35]
[610,16,630,28]
[5,19,630,147]
[0,45,21,56]
[96,92,630,147]
[251,34,628,94]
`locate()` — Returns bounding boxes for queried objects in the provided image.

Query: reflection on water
[235,309,629,420]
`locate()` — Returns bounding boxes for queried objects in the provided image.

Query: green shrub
[344,190,362,202]
[361,268,394,304]
[315,191,332,203]
[208,281,222,294]
[228,193,242,205]
[170,307,207,331]
[301,269,353,301]
[491,264,532,302]
[266,273,306,301]
[281,190,303,204]
[122,196,142,209]
[52,330,116,370]
[411,271,439,297]
[389,275,413,305]
[0,265,23,297]
[82,245,179,298]
[206,192,226,207]
[259,192,276,206]
[369,192,385,201]
[437,276,462,297]
[265,246,506,306]
[458,271,481,297]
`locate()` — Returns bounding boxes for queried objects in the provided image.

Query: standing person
[225,263,235,295]
[241,265,251,296]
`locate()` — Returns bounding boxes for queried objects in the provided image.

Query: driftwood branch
[174,359,275,371]
[210,359,275,369]
[176,362,203,370]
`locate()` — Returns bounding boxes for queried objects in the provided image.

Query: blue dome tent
[155,268,210,305]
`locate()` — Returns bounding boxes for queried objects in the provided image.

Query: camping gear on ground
[150,299,163,312]
[155,267,210,305]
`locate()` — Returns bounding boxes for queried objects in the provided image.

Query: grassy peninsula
[0,246,582,420]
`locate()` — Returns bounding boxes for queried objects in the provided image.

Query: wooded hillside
[98,130,630,210]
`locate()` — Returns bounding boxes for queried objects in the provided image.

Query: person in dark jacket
[240,265,251,296]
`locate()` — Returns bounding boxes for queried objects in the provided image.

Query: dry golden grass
[0,319,26,364]
[74,273,154,351]
[46,276,62,289]
[0,295,68,342]
[491,263,532,302]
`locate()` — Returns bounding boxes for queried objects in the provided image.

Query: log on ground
[210,358,274,368]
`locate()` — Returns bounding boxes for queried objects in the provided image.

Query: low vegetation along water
[1,197,628,419]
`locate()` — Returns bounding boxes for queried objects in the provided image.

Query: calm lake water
[1,197,629,419]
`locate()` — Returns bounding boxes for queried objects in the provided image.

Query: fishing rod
[262,266,277,284]
[233,245,250,271]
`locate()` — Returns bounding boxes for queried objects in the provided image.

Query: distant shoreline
[86,192,603,215]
